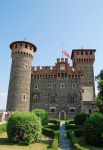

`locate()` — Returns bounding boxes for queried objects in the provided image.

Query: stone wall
[30,77,82,120]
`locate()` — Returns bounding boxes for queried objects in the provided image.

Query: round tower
[6,41,37,111]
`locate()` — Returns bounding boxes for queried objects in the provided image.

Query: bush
[65,121,83,130]
[74,128,84,137]
[42,127,55,137]
[0,123,7,132]
[74,112,87,125]
[32,109,48,126]
[7,111,42,145]
[84,112,103,146]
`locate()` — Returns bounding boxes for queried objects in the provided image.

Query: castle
[6,41,97,119]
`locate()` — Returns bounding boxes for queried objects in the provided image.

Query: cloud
[0,92,7,110]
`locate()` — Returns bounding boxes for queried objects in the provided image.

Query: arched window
[60,83,65,89]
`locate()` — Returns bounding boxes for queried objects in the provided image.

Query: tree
[96,69,103,114]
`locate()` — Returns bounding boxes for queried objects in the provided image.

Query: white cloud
[0,92,7,110]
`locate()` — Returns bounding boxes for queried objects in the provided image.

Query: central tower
[6,41,37,111]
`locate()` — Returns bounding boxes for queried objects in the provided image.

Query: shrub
[32,109,48,126]
[74,112,87,125]
[7,111,42,145]
[74,128,84,137]
[0,123,7,132]
[84,112,103,146]
[42,127,55,137]
[65,121,83,130]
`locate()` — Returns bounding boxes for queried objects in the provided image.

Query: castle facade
[6,41,97,119]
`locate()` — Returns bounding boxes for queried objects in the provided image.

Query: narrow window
[34,84,38,89]
[22,94,26,101]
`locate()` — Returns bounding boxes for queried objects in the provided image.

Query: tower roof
[10,41,37,52]
[71,49,96,59]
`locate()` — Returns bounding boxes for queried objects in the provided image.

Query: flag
[62,50,70,58]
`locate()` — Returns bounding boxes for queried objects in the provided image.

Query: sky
[0,0,103,110]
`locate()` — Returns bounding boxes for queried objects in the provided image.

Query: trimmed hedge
[45,124,59,130]
[74,112,87,125]
[67,130,89,150]
[32,109,48,126]
[65,121,83,130]
[51,131,59,150]
[42,127,55,138]
[84,112,103,146]
[7,112,42,145]
[49,119,60,125]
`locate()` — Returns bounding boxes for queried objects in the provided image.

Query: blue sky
[0,0,103,110]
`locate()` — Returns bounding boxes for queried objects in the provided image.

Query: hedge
[49,119,60,125]
[51,131,59,150]
[42,127,55,138]
[74,112,87,125]
[84,112,103,146]
[45,124,59,130]
[7,111,42,145]
[67,130,89,150]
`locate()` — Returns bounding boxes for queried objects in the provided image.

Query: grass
[78,137,103,150]
[0,132,53,150]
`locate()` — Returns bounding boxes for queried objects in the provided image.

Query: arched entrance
[59,110,66,120]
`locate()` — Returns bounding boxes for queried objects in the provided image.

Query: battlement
[32,66,56,71]
[10,41,37,57]
[57,58,68,63]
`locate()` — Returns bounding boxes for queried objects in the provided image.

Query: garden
[0,109,59,150]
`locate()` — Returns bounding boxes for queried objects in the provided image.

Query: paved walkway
[59,121,71,150]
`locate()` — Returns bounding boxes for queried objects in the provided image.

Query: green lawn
[0,132,53,150]
[78,137,103,150]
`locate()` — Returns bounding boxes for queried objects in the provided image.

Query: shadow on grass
[40,138,53,148]
[0,137,53,148]
[0,137,14,145]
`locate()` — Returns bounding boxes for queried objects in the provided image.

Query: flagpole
[62,41,63,58]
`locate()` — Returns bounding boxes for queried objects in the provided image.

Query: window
[82,89,84,93]
[69,95,76,103]
[60,83,65,89]
[60,64,65,70]
[81,51,83,55]
[90,51,92,55]
[22,94,26,101]
[50,107,56,113]
[72,83,76,89]
[33,94,38,100]
[34,84,38,89]
[70,107,76,113]
[48,83,53,88]
[25,44,27,48]
[50,96,56,103]
[24,64,28,69]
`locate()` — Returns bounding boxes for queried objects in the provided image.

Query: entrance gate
[59,110,66,120]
